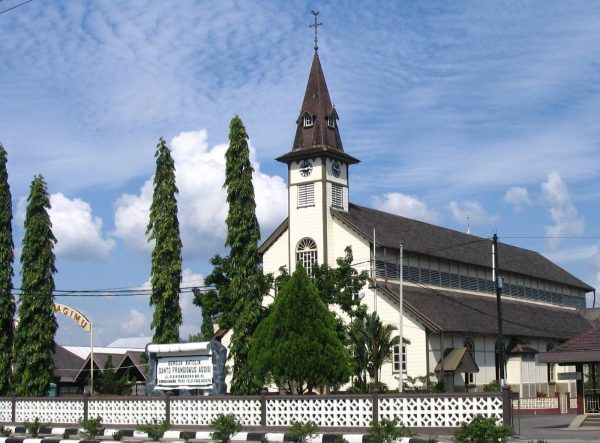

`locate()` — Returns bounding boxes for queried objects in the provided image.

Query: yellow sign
[54,303,91,331]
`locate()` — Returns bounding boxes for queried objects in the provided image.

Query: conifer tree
[204,115,269,394]
[0,144,15,395]
[147,137,182,344]
[14,175,58,396]
[250,263,352,394]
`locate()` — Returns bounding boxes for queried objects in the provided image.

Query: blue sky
[2,1,600,346]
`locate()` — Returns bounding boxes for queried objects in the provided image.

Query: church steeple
[276,50,359,164]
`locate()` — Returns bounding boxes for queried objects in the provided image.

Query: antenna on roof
[466,216,471,235]
[310,10,323,51]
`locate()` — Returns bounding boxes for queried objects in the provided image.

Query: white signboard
[558,372,582,381]
[156,355,213,387]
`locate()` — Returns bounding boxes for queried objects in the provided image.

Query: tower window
[331,184,343,208]
[298,183,315,208]
[327,115,336,128]
[303,114,314,128]
[296,238,318,275]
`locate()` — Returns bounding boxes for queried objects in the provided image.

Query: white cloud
[541,172,585,248]
[504,186,532,212]
[16,193,114,260]
[120,309,150,337]
[371,192,440,224]
[112,129,287,260]
[448,200,498,226]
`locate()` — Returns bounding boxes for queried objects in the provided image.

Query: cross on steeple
[309,10,322,51]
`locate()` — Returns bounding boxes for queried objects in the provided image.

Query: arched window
[464,337,475,352]
[464,337,476,386]
[296,238,318,276]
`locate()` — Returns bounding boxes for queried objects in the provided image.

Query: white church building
[248,48,594,397]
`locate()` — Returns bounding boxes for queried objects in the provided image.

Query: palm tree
[353,312,400,385]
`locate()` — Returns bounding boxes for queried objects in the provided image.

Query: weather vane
[309,10,323,51]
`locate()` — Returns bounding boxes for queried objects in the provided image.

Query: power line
[0,0,34,16]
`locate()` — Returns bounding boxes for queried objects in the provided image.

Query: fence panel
[379,394,503,427]
[171,398,261,426]
[88,399,166,426]
[266,397,373,427]
[15,398,84,424]
[512,397,558,410]
[0,400,11,422]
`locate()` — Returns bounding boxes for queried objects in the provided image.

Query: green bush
[0,426,11,437]
[334,437,349,443]
[210,413,241,443]
[286,421,318,443]
[453,415,513,443]
[259,436,269,443]
[112,430,125,441]
[79,415,104,440]
[62,431,70,440]
[483,380,501,392]
[25,417,47,437]
[368,417,414,443]
[402,374,444,393]
[181,431,194,443]
[136,418,171,441]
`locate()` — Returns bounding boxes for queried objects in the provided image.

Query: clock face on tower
[331,161,342,178]
[299,160,313,177]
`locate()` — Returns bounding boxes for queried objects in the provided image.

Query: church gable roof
[333,203,593,291]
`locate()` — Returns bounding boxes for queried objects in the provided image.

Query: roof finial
[467,216,471,235]
[309,10,323,51]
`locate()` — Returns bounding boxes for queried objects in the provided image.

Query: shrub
[259,436,269,443]
[79,415,104,440]
[181,431,194,443]
[482,380,501,392]
[210,413,241,443]
[0,426,11,437]
[402,374,444,393]
[112,430,125,441]
[368,417,414,443]
[286,421,318,443]
[427,438,439,443]
[453,415,513,443]
[62,431,70,440]
[25,417,47,437]
[136,418,171,441]
[334,437,349,443]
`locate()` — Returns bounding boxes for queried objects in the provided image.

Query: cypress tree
[14,175,58,396]
[147,137,182,344]
[0,144,15,395]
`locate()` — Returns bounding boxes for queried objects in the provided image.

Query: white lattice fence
[570,397,577,409]
[266,397,372,427]
[0,400,11,422]
[171,398,261,426]
[379,395,503,428]
[512,397,558,410]
[89,399,166,425]
[15,399,84,423]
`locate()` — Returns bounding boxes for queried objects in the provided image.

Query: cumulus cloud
[112,129,287,259]
[541,172,584,248]
[16,193,114,260]
[371,192,440,224]
[448,200,498,226]
[504,186,532,212]
[120,309,150,336]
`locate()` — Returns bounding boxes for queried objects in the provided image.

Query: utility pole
[398,242,404,392]
[492,233,506,385]
[373,228,377,313]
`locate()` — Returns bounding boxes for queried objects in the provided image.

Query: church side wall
[262,228,289,279]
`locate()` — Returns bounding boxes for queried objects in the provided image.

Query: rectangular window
[465,372,476,386]
[298,183,314,207]
[331,184,343,208]
[392,344,407,373]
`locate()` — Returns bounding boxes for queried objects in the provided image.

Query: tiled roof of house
[379,282,591,340]
[334,203,593,291]
[550,324,600,352]
[53,345,85,382]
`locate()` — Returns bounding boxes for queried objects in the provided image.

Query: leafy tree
[202,116,270,394]
[351,312,400,385]
[14,175,58,396]
[192,288,217,341]
[95,355,131,395]
[250,263,352,394]
[147,137,182,344]
[0,144,14,395]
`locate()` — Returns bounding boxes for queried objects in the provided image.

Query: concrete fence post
[165,393,171,424]
[501,386,511,427]
[11,395,16,424]
[372,389,380,424]
[83,393,89,421]
[260,388,268,427]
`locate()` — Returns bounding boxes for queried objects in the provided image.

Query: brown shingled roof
[334,203,593,291]
[53,345,85,382]
[379,282,590,340]
[551,324,600,352]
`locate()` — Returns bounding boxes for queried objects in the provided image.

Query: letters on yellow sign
[53,303,92,331]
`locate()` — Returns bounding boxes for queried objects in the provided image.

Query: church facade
[256,48,594,397]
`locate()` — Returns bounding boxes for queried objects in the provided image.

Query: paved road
[510,414,600,442]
